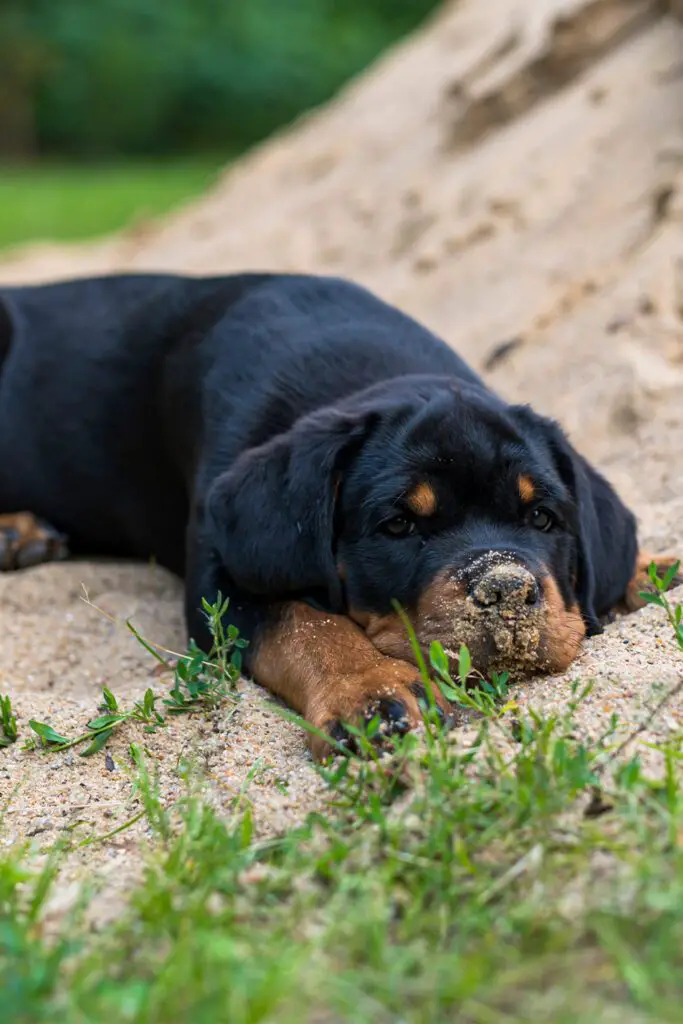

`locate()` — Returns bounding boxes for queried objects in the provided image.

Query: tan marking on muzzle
[353,563,585,678]
[540,574,585,671]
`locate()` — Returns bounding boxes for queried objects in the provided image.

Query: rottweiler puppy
[0,273,675,757]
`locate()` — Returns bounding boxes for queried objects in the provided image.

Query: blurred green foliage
[0,0,439,158]
[0,160,222,249]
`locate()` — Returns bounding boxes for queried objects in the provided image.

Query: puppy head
[207,376,638,677]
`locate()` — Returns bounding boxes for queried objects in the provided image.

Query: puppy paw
[309,659,452,762]
[619,551,683,613]
[0,513,69,571]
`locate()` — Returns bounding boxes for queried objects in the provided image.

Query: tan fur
[518,474,535,502]
[540,575,586,671]
[406,481,437,516]
[617,551,683,613]
[0,512,67,571]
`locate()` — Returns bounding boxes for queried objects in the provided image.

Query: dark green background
[0,0,439,159]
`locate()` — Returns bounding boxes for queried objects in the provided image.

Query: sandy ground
[1,0,683,910]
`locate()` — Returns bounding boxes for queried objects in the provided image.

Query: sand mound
[1,0,683,906]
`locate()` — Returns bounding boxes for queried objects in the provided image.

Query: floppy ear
[512,407,638,635]
[205,407,373,605]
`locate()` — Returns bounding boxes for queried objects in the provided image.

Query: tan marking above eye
[406,481,437,516]
[518,474,535,503]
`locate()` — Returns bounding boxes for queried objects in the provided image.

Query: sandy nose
[470,564,540,609]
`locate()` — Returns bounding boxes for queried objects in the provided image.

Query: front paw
[620,552,683,612]
[309,659,452,762]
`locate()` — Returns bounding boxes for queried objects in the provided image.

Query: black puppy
[0,273,673,757]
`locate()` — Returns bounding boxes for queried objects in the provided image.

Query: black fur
[0,272,638,664]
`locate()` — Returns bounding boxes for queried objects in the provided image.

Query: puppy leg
[250,601,453,760]
[0,513,68,571]
[616,551,683,613]
[184,552,451,761]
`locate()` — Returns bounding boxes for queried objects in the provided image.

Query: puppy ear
[513,407,638,635]
[206,407,372,604]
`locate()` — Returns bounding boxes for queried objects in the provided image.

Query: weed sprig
[24,593,245,756]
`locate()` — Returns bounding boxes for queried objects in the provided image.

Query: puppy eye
[529,507,555,533]
[381,515,416,538]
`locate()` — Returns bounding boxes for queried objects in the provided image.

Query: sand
[1,0,683,912]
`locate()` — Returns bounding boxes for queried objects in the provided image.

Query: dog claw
[372,697,412,734]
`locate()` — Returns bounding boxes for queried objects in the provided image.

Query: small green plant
[28,686,165,755]
[165,594,247,713]
[27,593,246,756]
[640,560,683,647]
[428,640,514,717]
[0,693,18,747]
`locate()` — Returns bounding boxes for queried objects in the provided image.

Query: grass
[2,565,683,1022]
[0,158,227,252]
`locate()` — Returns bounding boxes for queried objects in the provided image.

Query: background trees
[0,0,438,159]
